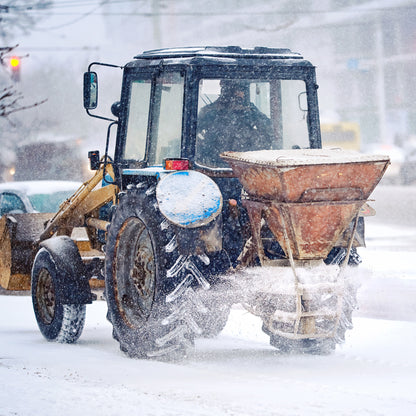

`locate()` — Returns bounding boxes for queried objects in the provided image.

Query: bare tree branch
[0,46,47,119]
[0,1,53,40]
[0,85,47,120]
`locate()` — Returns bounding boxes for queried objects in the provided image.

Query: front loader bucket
[221,149,390,260]
[0,213,52,290]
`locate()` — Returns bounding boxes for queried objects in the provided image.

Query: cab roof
[134,46,303,60]
[129,46,312,68]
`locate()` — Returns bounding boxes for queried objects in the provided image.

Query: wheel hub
[115,218,156,327]
[36,268,56,324]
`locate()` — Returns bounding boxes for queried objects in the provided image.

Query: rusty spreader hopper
[221,149,390,342]
[222,149,389,263]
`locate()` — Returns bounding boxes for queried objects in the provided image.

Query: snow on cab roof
[134,46,303,60]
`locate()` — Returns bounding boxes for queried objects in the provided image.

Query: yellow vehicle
[321,122,361,151]
[0,164,117,292]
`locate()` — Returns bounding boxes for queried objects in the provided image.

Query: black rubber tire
[31,248,86,343]
[105,186,209,359]
[195,300,231,338]
[264,279,357,355]
[269,335,335,355]
[324,247,362,266]
[262,245,358,355]
[193,252,232,338]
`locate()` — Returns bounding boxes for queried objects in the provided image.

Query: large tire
[31,248,86,343]
[263,272,358,355]
[193,252,232,338]
[105,186,210,359]
[260,246,358,355]
[195,298,231,338]
[269,335,336,355]
[324,247,362,266]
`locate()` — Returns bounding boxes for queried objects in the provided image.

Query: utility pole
[0,5,9,25]
[152,0,162,47]
[375,17,388,144]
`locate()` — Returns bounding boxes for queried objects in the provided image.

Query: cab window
[123,72,184,166]
[195,78,310,169]
[124,80,152,161]
[148,72,184,165]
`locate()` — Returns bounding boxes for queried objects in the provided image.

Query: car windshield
[195,78,310,168]
[27,190,75,213]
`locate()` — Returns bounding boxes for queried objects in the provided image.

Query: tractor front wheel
[31,248,86,343]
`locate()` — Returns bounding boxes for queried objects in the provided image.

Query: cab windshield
[195,78,309,168]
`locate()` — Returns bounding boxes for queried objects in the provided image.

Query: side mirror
[88,150,100,170]
[83,72,98,110]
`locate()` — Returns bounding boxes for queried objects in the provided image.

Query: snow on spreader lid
[220,149,390,167]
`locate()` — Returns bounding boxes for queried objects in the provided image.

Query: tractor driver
[196,79,275,168]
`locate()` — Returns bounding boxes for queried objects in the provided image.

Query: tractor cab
[84,46,322,188]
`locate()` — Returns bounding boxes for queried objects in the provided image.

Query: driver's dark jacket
[196,98,275,168]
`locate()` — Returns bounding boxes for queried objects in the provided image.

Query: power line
[17,46,99,50]
[2,0,142,11]
[34,3,103,30]
[49,0,145,8]
[18,8,416,17]
[4,0,416,33]
[5,0,416,15]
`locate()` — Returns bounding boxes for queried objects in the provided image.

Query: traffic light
[9,56,21,82]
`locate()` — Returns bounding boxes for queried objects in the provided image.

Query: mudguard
[156,170,222,228]
[39,236,93,304]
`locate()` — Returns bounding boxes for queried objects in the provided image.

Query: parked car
[0,180,82,215]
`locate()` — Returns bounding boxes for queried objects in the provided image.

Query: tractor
[0,47,389,359]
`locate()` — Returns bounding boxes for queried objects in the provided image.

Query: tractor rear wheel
[269,335,336,355]
[264,280,357,355]
[105,186,208,359]
[31,248,86,343]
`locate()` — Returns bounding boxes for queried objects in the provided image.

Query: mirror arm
[88,62,123,72]
[86,109,117,123]
[102,121,118,185]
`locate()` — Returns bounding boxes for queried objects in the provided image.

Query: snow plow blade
[221,149,390,260]
[0,213,53,290]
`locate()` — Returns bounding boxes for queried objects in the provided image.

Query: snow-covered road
[0,294,415,416]
[1,197,415,415]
